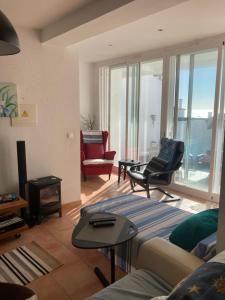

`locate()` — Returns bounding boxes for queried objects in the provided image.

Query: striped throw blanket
[83,131,103,144]
[81,195,192,272]
[193,232,217,261]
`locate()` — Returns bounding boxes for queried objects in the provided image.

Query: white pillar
[217,131,225,252]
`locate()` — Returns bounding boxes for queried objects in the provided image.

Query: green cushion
[169,209,218,251]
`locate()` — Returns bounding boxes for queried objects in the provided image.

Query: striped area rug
[0,241,62,285]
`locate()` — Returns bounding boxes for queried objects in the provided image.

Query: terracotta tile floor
[0,174,218,299]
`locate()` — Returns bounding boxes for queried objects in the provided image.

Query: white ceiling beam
[41,0,134,43]
[41,0,190,46]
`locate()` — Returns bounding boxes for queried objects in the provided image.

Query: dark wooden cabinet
[28,176,62,224]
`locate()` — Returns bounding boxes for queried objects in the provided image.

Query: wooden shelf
[0,198,27,214]
[0,225,28,240]
[0,198,28,241]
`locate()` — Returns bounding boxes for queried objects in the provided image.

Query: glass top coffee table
[72,212,138,287]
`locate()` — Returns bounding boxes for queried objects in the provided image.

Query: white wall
[0,27,80,204]
[79,61,99,128]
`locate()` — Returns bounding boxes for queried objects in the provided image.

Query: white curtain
[99,66,109,131]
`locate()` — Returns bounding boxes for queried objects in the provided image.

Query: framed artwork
[0,83,18,117]
[11,104,37,127]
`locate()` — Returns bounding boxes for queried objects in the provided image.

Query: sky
[179,50,218,118]
[179,65,217,117]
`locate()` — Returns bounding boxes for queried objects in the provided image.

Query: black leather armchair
[127,138,184,199]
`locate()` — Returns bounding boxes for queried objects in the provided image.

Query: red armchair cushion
[105,151,116,160]
[85,144,104,159]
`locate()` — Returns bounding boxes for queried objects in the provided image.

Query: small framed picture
[11,104,37,127]
[0,83,18,117]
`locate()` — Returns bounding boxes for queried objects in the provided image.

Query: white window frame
[98,35,225,203]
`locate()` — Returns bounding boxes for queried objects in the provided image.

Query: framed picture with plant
[0,83,18,117]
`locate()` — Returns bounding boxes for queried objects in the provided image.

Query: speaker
[17,141,27,199]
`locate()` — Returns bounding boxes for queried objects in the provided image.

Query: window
[101,42,225,203]
[138,60,163,161]
[109,59,163,163]
[109,66,127,162]
[169,49,218,193]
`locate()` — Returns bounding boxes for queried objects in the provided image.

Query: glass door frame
[108,58,164,162]
[138,59,164,161]
[166,46,224,203]
[108,64,128,162]
[105,38,224,203]
[108,63,141,161]
[127,63,140,160]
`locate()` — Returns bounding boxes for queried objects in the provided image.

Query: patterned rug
[0,241,62,285]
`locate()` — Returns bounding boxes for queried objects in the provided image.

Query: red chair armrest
[105,151,116,160]
[81,151,85,162]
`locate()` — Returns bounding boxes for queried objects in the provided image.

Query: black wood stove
[28,176,62,224]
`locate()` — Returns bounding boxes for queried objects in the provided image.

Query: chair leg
[109,173,111,180]
[130,179,134,192]
[156,188,181,202]
[83,175,87,181]
[146,184,151,199]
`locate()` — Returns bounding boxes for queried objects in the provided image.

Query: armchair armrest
[80,151,85,162]
[105,151,116,160]
[147,169,175,179]
[136,237,203,287]
[130,162,148,171]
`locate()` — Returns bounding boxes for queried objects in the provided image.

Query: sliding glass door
[138,60,163,161]
[127,64,139,160]
[171,49,218,193]
[105,44,225,202]
[109,59,163,163]
[110,64,139,162]
[109,66,127,162]
[213,46,225,196]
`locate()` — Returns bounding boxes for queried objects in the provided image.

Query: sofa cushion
[167,259,225,300]
[169,209,218,251]
[88,269,172,300]
[137,237,203,288]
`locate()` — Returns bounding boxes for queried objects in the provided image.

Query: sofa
[88,237,218,300]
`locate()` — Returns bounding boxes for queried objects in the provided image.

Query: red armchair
[80,130,116,180]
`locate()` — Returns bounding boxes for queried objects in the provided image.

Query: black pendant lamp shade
[0,10,20,55]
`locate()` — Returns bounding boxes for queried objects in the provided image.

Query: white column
[99,66,109,131]
[217,130,225,252]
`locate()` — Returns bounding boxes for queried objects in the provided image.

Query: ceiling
[1,0,225,64]
[0,0,94,29]
[73,0,225,62]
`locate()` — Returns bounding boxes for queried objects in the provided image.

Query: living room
[1,0,225,299]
